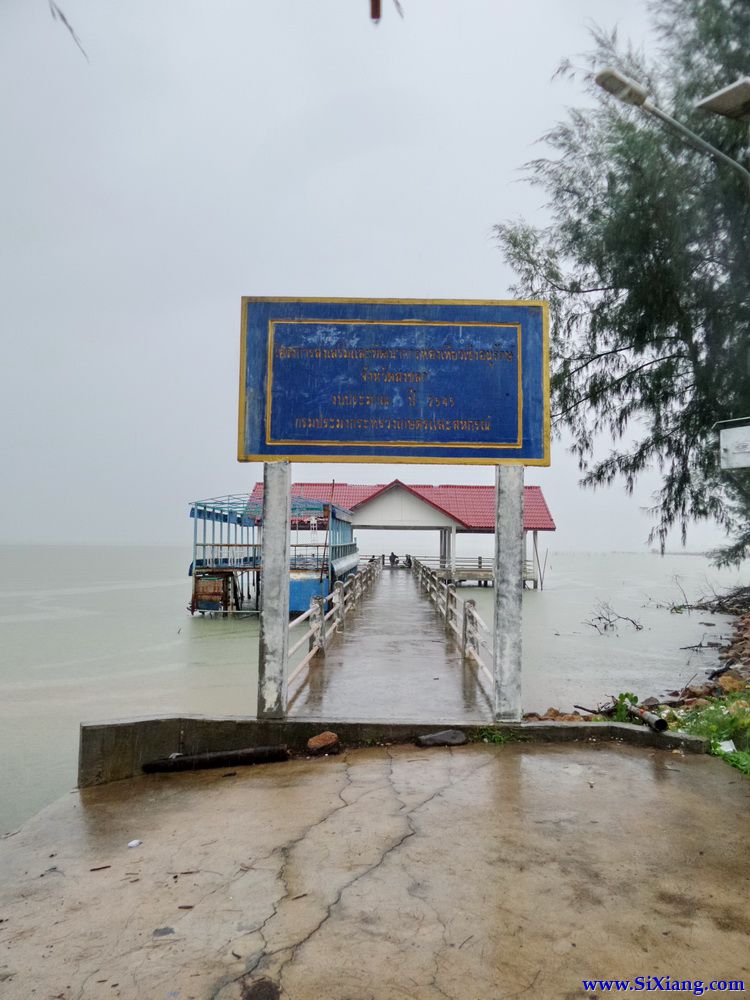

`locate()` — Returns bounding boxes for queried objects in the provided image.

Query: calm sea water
[0,544,746,833]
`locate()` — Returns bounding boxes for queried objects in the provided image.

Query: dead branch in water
[583,600,643,634]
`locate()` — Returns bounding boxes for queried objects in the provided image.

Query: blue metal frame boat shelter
[189,494,359,615]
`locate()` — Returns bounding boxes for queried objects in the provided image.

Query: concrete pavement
[1,743,749,999]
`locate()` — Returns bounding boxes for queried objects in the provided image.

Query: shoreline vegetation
[662,587,750,776]
[522,587,750,776]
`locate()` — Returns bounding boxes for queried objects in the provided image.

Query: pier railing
[412,558,494,694]
[406,554,538,588]
[286,558,383,699]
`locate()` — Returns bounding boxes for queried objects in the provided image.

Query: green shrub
[612,692,638,723]
[716,749,750,777]
[677,694,750,751]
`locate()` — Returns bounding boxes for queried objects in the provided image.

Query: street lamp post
[596,69,750,458]
[594,68,750,189]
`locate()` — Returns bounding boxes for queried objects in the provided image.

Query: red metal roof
[249,480,555,532]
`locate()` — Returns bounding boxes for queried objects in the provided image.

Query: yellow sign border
[264,318,523,450]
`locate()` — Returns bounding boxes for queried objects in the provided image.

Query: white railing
[412,558,494,694]
[409,554,537,586]
[286,558,383,697]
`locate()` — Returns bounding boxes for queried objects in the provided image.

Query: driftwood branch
[583,600,643,634]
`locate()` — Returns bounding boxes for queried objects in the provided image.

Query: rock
[718,675,746,694]
[640,697,661,709]
[686,684,712,699]
[307,731,340,755]
[416,729,468,748]
[691,698,711,710]
[544,707,561,718]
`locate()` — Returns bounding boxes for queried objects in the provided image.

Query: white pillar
[450,525,456,574]
[493,465,524,721]
[257,461,291,719]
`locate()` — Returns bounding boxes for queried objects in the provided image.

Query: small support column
[257,461,291,719]
[462,598,475,658]
[446,583,456,629]
[312,595,326,655]
[450,525,456,576]
[493,465,524,721]
[334,580,345,629]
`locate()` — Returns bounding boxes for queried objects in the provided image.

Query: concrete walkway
[289,568,492,722]
[2,743,749,1000]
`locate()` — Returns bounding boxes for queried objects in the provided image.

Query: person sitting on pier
[404,554,412,569]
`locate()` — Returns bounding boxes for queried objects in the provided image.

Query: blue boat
[188,494,359,615]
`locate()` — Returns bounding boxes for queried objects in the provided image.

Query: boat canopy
[190,494,353,526]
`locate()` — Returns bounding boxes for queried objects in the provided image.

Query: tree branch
[553,353,690,418]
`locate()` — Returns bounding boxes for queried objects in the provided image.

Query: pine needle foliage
[495,1,750,560]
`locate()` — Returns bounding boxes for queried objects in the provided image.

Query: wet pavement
[288,568,492,722]
[1,743,749,999]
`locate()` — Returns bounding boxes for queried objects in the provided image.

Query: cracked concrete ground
[1,743,749,1000]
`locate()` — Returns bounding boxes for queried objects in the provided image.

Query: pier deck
[288,564,493,722]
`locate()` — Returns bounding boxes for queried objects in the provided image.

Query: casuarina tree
[495,0,750,563]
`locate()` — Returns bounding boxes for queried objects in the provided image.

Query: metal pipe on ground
[627,705,668,733]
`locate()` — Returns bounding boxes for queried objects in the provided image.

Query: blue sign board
[238,298,549,466]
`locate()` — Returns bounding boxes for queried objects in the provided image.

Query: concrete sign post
[257,460,291,719]
[239,297,549,721]
[493,465,524,721]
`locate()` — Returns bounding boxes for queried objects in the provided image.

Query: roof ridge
[255,481,543,489]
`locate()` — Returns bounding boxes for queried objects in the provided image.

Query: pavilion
[250,479,556,586]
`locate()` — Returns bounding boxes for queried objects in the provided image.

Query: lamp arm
[643,100,750,187]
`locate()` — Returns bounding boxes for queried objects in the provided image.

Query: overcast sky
[0,0,729,551]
